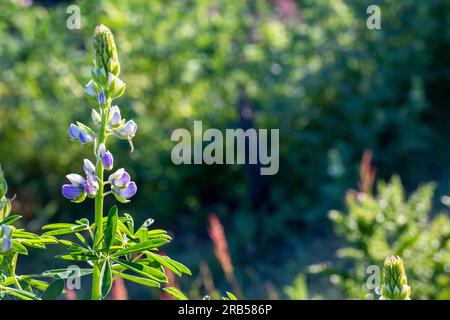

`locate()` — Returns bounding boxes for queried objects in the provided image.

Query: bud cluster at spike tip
[380,255,411,300]
[62,24,137,204]
[93,24,120,76]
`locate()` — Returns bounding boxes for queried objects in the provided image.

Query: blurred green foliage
[0,0,449,299]
[311,177,450,299]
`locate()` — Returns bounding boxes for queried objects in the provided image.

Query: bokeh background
[0,0,449,299]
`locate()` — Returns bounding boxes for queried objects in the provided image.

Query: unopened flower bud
[98,91,107,108]
[91,67,107,87]
[380,255,411,300]
[99,143,114,170]
[92,109,101,126]
[84,80,99,101]
[108,106,122,127]
[83,159,96,177]
[93,24,120,76]
[0,165,7,199]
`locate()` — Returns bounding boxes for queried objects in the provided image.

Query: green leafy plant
[309,175,450,299]
[42,25,190,300]
[0,165,60,300]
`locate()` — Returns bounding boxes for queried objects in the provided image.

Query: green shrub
[311,176,450,299]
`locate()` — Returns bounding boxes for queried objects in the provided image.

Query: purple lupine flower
[0,236,12,253]
[99,143,114,170]
[112,181,137,202]
[62,183,85,200]
[84,176,99,198]
[109,106,122,127]
[83,159,96,177]
[115,120,137,140]
[62,174,86,200]
[1,225,12,238]
[66,173,86,186]
[98,90,106,107]
[69,124,94,145]
[108,168,130,189]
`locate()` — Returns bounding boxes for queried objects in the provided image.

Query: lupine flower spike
[380,255,411,300]
[54,24,190,301]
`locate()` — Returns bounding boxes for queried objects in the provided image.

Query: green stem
[91,106,109,300]
[10,253,22,290]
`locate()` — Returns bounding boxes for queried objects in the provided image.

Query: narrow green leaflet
[147,252,191,276]
[41,279,65,300]
[12,240,28,255]
[1,286,40,300]
[104,205,119,251]
[112,258,168,283]
[113,271,160,288]
[100,260,113,298]
[0,215,21,225]
[163,287,188,300]
[111,238,170,257]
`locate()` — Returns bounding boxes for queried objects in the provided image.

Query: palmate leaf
[163,287,188,300]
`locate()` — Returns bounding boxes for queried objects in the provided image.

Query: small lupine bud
[83,159,96,177]
[0,165,7,198]
[69,124,94,145]
[99,143,114,170]
[84,80,99,101]
[85,176,99,198]
[92,109,101,126]
[0,197,11,220]
[91,67,107,87]
[107,72,116,92]
[0,235,12,254]
[93,24,120,76]
[98,91,107,108]
[108,106,122,127]
[115,120,137,140]
[108,168,130,189]
[112,77,126,98]
[380,255,411,300]
[112,181,137,203]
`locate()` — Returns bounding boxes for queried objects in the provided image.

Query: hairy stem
[91,106,109,300]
